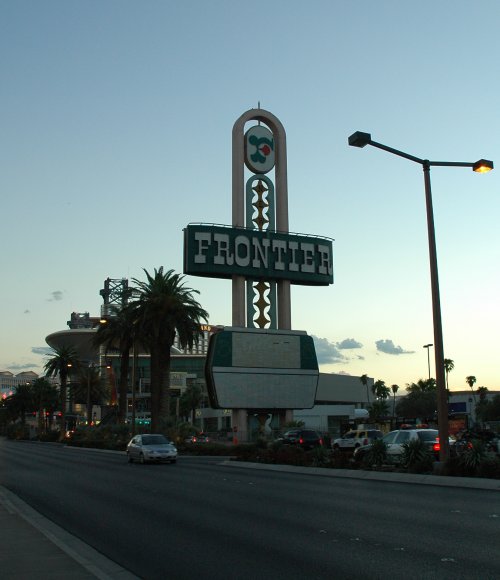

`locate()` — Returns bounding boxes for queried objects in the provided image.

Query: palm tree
[93,304,136,424]
[360,374,369,404]
[369,399,389,423]
[372,380,390,400]
[129,267,209,432]
[31,377,59,434]
[466,375,477,406]
[72,365,110,425]
[4,382,34,426]
[44,346,80,439]
[179,384,203,424]
[391,384,399,417]
[443,359,454,393]
[406,378,436,393]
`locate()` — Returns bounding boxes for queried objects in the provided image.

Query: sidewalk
[0,486,138,580]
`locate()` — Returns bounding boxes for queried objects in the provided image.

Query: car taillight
[299,437,304,444]
[433,437,440,452]
[319,438,323,446]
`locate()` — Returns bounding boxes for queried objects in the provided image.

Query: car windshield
[417,430,439,442]
[343,433,355,439]
[142,435,169,445]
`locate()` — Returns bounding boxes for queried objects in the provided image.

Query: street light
[423,344,433,381]
[349,131,493,463]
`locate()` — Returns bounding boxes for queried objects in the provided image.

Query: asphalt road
[1,439,499,580]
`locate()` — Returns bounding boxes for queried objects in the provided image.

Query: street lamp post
[348,131,493,463]
[423,344,433,381]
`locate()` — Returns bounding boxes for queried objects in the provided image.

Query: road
[1,439,499,580]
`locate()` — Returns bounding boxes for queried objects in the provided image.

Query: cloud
[5,362,40,371]
[312,336,346,364]
[376,339,414,355]
[47,291,63,302]
[32,347,52,356]
[337,338,363,350]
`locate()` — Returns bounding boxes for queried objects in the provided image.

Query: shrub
[38,430,60,442]
[6,423,29,440]
[459,440,486,473]
[311,446,331,467]
[65,424,131,450]
[401,439,433,473]
[363,439,388,468]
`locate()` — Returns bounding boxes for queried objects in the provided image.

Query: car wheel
[333,443,339,450]
[127,453,133,463]
[139,453,145,464]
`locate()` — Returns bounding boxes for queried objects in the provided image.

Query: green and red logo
[244,125,275,174]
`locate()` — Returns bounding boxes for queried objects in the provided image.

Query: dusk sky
[1,0,498,392]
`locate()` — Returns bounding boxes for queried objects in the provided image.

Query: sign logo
[244,125,275,174]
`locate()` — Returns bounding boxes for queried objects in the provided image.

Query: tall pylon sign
[184,108,333,439]
[185,108,333,329]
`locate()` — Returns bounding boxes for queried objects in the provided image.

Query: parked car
[184,433,211,444]
[277,429,324,450]
[353,428,453,464]
[126,434,177,464]
[332,429,383,451]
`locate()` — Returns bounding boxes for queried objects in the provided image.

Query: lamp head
[348,131,372,148]
[473,159,494,173]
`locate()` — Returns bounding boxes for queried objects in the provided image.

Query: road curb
[220,460,500,491]
[0,486,139,579]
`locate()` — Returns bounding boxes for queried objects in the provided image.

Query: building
[0,371,40,399]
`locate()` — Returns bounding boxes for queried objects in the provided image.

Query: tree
[466,375,477,406]
[406,378,436,394]
[179,384,203,424]
[360,374,369,404]
[475,386,490,424]
[479,394,500,422]
[3,382,34,425]
[391,384,399,417]
[369,399,389,422]
[443,358,454,392]
[31,377,59,434]
[44,346,80,439]
[129,268,209,432]
[395,390,437,420]
[372,380,390,400]
[93,304,136,424]
[72,365,109,425]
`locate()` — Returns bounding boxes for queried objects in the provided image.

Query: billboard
[205,327,319,409]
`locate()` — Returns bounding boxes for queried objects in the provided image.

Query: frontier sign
[184,224,333,286]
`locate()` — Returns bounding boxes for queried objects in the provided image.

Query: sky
[1,0,499,392]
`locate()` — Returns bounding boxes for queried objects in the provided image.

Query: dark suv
[280,429,324,450]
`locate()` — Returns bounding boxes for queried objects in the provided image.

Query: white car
[126,434,177,464]
[332,429,383,450]
[354,428,452,463]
